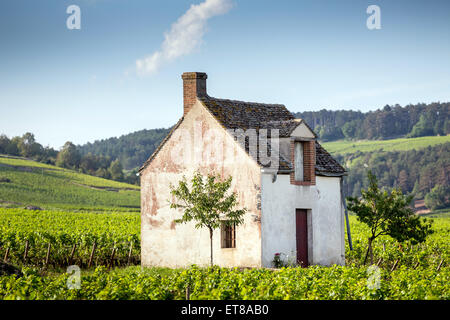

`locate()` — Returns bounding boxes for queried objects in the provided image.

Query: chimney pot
[182,72,207,116]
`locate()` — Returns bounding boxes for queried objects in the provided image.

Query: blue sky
[1,0,449,148]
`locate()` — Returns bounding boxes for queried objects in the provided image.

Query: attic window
[221,222,236,248]
[290,140,316,186]
[294,142,304,181]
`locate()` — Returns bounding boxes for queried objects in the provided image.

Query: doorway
[296,209,308,267]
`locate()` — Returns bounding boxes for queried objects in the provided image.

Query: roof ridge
[262,119,302,123]
[199,95,289,108]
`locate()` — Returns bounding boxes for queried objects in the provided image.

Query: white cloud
[136,0,232,75]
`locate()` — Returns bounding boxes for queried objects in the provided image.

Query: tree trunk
[364,237,374,265]
[363,243,370,265]
[209,228,213,266]
[369,238,374,265]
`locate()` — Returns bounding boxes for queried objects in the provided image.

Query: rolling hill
[0,155,140,211]
[322,135,450,155]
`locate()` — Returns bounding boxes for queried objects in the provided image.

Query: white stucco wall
[140,100,262,268]
[260,174,345,267]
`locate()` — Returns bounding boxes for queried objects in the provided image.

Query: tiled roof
[230,128,292,171]
[199,96,344,175]
[198,96,294,131]
[260,119,317,138]
[257,119,302,137]
[315,142,346,176]
[139,95,346,176]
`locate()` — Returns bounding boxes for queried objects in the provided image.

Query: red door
[296,209,308,267]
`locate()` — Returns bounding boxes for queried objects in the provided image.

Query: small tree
[0,134,10,154]
[169,172,247,266]
[425,185,449,211]
[347,171,433,265]
[108,159,124,181]
[56,141,81,169]
[17,132,43,159]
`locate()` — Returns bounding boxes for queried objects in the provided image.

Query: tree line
[293,102,449,141]
[0,133,58,163]
[0,133,138,185]
[78,128,170,171]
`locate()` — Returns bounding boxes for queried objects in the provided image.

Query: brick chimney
[182,72,207,116]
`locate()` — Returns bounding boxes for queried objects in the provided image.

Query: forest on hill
[293,101,449,141]
[78,128,170,171]
[335,143,449,209]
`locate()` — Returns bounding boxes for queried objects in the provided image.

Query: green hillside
[0,155,140,211]
[327,140,449,201]
[322,135,450,155]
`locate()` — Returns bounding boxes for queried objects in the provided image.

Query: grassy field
[424,208,450,218]
[0,155,140,211]
[321,135,450,155]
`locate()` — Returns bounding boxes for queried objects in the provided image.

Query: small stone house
[139,72,347,268]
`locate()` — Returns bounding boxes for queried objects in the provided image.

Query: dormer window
[290,139,316,186]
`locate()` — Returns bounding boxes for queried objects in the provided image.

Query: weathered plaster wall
[141,100,262,268]
[260,174,345,267]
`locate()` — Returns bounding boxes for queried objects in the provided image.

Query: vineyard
[0,208,141,269]
[0,208,448,300]
[0,264,448,300]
